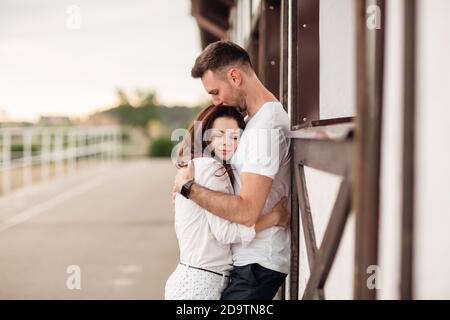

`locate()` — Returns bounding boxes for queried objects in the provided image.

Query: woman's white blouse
[174,157,256,275]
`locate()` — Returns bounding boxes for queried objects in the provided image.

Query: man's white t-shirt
[230,101,291,274]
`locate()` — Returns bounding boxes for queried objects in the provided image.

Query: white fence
[0,126,122,196]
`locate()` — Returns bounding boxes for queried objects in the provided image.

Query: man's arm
[189,173,273,227]
[174,163,273,227]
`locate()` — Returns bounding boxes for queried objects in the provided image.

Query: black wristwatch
[180,179,195,199]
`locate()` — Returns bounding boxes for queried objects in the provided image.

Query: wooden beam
[295,164,325,300]
[353,0,385,300]
[191,0,231,47]
[295,0,320,125]
[401,0,416,300]
[194,15,228,40]
[289,0,298,126]
[290,159,300,299]
[302,178,352,299]
[280,0,289,112]
[295,165,319,271]
[292,131,353,300]
[293,138,353,177]
[217,0,234,8]
[266,0,281,99]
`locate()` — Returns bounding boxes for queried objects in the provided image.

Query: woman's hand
[272,196,289,229]
[254,196,289,233]
[172,160,195,201]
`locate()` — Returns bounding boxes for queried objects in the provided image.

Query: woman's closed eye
[211,132,222,137]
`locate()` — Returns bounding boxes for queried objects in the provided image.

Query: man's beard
[235,94,247,114]
[225,104,246,117]
[223,92,247,114]
[237,105,247,113]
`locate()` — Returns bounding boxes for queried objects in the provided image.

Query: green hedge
[148,137,177,158]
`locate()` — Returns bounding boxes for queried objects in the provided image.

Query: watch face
[181,181,191,198]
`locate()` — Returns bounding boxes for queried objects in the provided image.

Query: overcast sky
[0,0,209,122]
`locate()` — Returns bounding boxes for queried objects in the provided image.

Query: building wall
[379,0,450,300]
[230,0,251,47]
[297,0,356,299]
[301,167,355,299]
[414,0,450,299]
[229,0,450,299]
[378,0,404,300]
[319,0,356,119]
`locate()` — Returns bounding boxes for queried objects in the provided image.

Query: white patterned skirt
[165,263,229,300]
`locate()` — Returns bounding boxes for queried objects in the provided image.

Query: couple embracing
[166,41,291,300]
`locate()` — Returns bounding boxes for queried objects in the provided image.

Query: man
[173,41,291,300]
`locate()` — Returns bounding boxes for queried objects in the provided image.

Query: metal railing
[0,126,122,196]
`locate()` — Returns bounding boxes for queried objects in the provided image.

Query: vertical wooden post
[353,0,385,300]
[296,0,320,126]
[401,0,416,300]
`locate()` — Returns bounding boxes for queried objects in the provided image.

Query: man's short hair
[191,41,253,79]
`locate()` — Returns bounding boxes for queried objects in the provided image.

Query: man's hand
[172,160,195,201]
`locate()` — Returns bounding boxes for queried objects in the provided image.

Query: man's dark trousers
[221,263,287,300]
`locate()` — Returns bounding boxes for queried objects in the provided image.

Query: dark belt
[179,262,229,278]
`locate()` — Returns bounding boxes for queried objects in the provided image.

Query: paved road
[0,159,179,299]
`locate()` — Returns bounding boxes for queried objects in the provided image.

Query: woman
[165,105,289,300]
